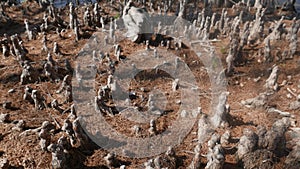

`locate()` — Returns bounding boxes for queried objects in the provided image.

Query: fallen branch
[287,87,297,98]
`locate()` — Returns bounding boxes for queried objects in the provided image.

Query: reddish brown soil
[0,1,299,169]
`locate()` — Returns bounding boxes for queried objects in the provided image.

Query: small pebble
[287,93,293,99]
[253,77,261,82]
[13,120,25,131]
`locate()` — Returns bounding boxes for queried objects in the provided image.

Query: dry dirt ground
[0,1,299,169]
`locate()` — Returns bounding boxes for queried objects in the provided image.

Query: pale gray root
[47,143,67,169]
[198,114,214,143]
[20,61,39,85]
[220,130,231,145]
[237,128,258,160]
[241,92,268,108]
[285,144,300,168]
[0,158,9,169]
[148,119,157,136]
[62,119,76,146]
[264,65,279,91]
[12,120,26,131]
[31,90,47,110]
[122,1,152,42]
[248,7,265,44]
[289,100,300,110]
[265,16,286,42]
[39,128,51,151]
[104,153,117,168]
[259,118,290,156]
[241,149,275,169]
[205,142,224,169]
[210,92,230,128]
[188,144,201,169]
[0,113,9,123]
